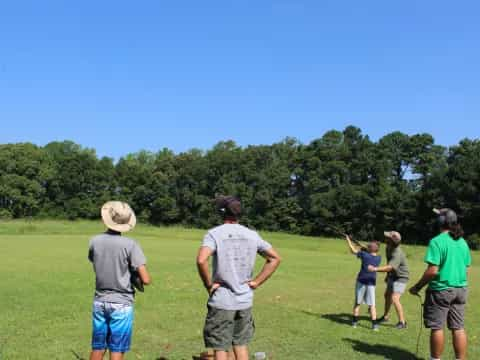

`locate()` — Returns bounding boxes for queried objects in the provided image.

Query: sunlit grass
[0,220,478,359]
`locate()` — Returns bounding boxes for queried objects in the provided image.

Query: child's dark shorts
[424,287,468,330]
[203,306,255,351]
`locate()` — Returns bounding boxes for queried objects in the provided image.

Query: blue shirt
[356,251,382,286]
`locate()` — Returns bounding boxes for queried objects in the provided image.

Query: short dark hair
[215,195,242,219]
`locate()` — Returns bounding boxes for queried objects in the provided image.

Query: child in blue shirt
[346,235,381,330]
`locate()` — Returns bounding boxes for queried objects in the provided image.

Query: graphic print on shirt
[223,234,256,282]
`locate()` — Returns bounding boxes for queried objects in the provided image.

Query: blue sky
[1,1,478,159]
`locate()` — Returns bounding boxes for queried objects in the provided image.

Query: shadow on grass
[343,338,423,360]
[300,311,374,329]
[319,312,371,325]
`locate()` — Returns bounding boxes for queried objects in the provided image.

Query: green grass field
[0,220,478,359]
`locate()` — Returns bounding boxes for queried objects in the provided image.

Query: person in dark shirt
[345,235,381,331]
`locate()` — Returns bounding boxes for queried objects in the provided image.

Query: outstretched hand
[409,285,420,296]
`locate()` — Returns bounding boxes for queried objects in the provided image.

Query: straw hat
[101,201,136,233]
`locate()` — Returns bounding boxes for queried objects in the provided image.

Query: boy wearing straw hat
[197,196,281,360]
[88,201,151,360]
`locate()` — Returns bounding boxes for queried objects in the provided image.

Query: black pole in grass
[414,293,425,358]
[70,350,86,360]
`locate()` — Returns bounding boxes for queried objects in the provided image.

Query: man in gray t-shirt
[197,196,281,360]
[89,233,147,305]
[88,201,151,360]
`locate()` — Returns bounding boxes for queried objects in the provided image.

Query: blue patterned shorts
[91,301,134,353]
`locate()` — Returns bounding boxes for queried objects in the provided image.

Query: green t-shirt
[425,232,472,291]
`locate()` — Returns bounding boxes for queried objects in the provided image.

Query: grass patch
[0,220,478,359]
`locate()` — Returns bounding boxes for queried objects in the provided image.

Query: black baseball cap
[433,208,458,224]
[215,195,242,218]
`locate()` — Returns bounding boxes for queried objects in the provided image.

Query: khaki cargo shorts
[424,288,468,330]
[203,306,255,351]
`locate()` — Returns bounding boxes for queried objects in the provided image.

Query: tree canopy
[1,126,479,246]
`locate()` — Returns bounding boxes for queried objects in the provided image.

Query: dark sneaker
[376,316,389,324]
[352,321,358,329]
[395,322,407,329]
[372,323,380,331]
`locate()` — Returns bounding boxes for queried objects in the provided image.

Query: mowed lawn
[0,221,479,360]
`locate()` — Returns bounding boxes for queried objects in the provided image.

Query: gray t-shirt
[88,233,147,305]
[202,224,272,311]
[387,246,409,283]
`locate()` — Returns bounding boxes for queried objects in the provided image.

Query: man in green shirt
[410,208,471,360]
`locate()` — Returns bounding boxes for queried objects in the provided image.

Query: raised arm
[248,247,282,290]
[345,235,359,255]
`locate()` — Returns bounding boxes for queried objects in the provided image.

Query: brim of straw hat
[101,201,137,233]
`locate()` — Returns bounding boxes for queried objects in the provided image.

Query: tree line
[1,126,479,246]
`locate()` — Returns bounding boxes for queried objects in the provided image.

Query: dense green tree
[115,150,157,221]
[0,143,54,218]
[173,149,211,227]
[43,141,115,219]
[443,139,480,238]
[0,127,478,244]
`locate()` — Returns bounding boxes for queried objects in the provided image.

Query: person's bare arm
[196,246,220,294]
[137,265,151,285]
[248,247,281,289]
[369,264,394,273]
[345,235,359,255]
[369,252,399,273]
[409,264,439,295]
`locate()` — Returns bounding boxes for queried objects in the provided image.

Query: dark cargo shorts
[203,306,255,351]
[424,288,468,330]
